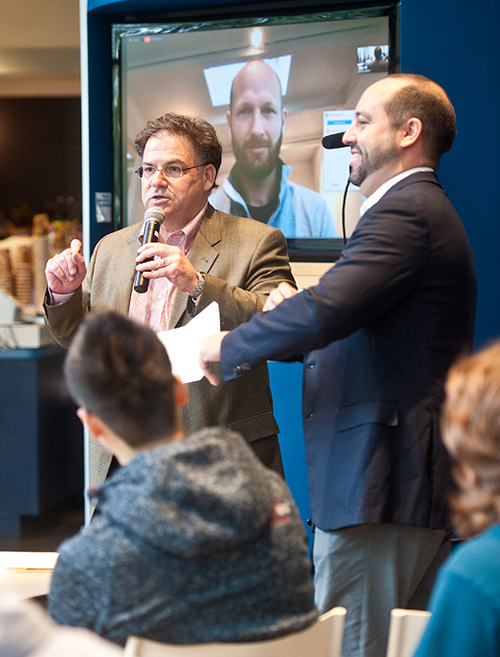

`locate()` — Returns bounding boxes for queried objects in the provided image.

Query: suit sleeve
[43,284,89,349]
[221,196,430,380]
[43,241,100,348]
[196,223,296,328]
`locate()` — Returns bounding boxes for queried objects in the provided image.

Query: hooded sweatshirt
[48,428,316,646]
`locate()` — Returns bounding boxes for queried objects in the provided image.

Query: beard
[349,136,398,188]
[232,133,283,181]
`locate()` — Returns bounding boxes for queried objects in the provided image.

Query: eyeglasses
[135,163,209,181]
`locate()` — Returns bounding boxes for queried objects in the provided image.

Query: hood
[95,428,280,558]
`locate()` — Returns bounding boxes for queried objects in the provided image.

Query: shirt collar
[359,167,434,217]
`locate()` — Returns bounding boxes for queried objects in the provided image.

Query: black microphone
[133,207,166,293]
[322,132,347,149]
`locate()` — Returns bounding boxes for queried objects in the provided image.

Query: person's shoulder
[285,181,333,224]
[209,186,228,204]
[55,516,115,567]
[372,171,452,219]
[387,171,443,197]
[443,526,500,590]
[97,222,141,247]
[287,179,329,203]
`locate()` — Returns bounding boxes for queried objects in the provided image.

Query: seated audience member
[413,341,500,657]
[48,311,316,647]
[0,594,122,657]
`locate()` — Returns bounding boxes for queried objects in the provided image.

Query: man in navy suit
[199,74,477,657]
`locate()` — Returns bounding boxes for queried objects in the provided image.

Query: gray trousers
[313,523,451,657]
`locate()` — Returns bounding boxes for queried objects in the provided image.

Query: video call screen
[113,8,393,254]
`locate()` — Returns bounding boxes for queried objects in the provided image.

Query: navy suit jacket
[220,172,477,532]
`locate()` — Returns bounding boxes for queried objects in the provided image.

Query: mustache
[243,138,273,149]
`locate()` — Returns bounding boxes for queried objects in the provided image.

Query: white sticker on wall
[95,192,112,223]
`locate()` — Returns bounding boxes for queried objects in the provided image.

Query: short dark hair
[385,74,456,165]
[134,113,222,187]
[64,312,179,447]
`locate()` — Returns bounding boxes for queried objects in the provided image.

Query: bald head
[230,60,283,111]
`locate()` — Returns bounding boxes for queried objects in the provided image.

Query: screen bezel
[111,3,399,259]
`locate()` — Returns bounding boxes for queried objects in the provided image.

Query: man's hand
[45,239,86,295]
[263,282,298,312]
[136,243,199,293]
[199,332,229,386]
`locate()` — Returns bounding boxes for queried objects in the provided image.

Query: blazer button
[233,362,251,376]
[305,413,314,419]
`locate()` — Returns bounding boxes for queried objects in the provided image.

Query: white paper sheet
[157,301,220,383]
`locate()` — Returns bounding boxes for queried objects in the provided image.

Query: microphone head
[322,132,347,149]
[144,207,165,225]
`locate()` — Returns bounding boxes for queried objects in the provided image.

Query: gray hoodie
[49,428,317,646]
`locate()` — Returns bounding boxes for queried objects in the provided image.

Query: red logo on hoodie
[270,498,291,526]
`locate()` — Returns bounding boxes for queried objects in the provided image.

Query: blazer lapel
[116,224,142,315]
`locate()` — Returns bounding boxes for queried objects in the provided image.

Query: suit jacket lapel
[116,224,142,315]
[168,206,221,329]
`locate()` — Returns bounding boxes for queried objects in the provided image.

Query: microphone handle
[134,219,162,293]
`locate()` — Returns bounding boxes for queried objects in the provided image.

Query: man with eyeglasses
[43,112,295,487]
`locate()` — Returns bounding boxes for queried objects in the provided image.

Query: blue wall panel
[400,0,500,347]
[269,362,313,549]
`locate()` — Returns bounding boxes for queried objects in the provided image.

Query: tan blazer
[44,205,295,487]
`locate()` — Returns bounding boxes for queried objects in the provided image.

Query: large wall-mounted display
[112,6,396,256]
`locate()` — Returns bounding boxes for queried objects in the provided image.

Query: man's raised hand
[45,239,86,295]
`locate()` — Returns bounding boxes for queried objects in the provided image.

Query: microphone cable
[341,167,351,246]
